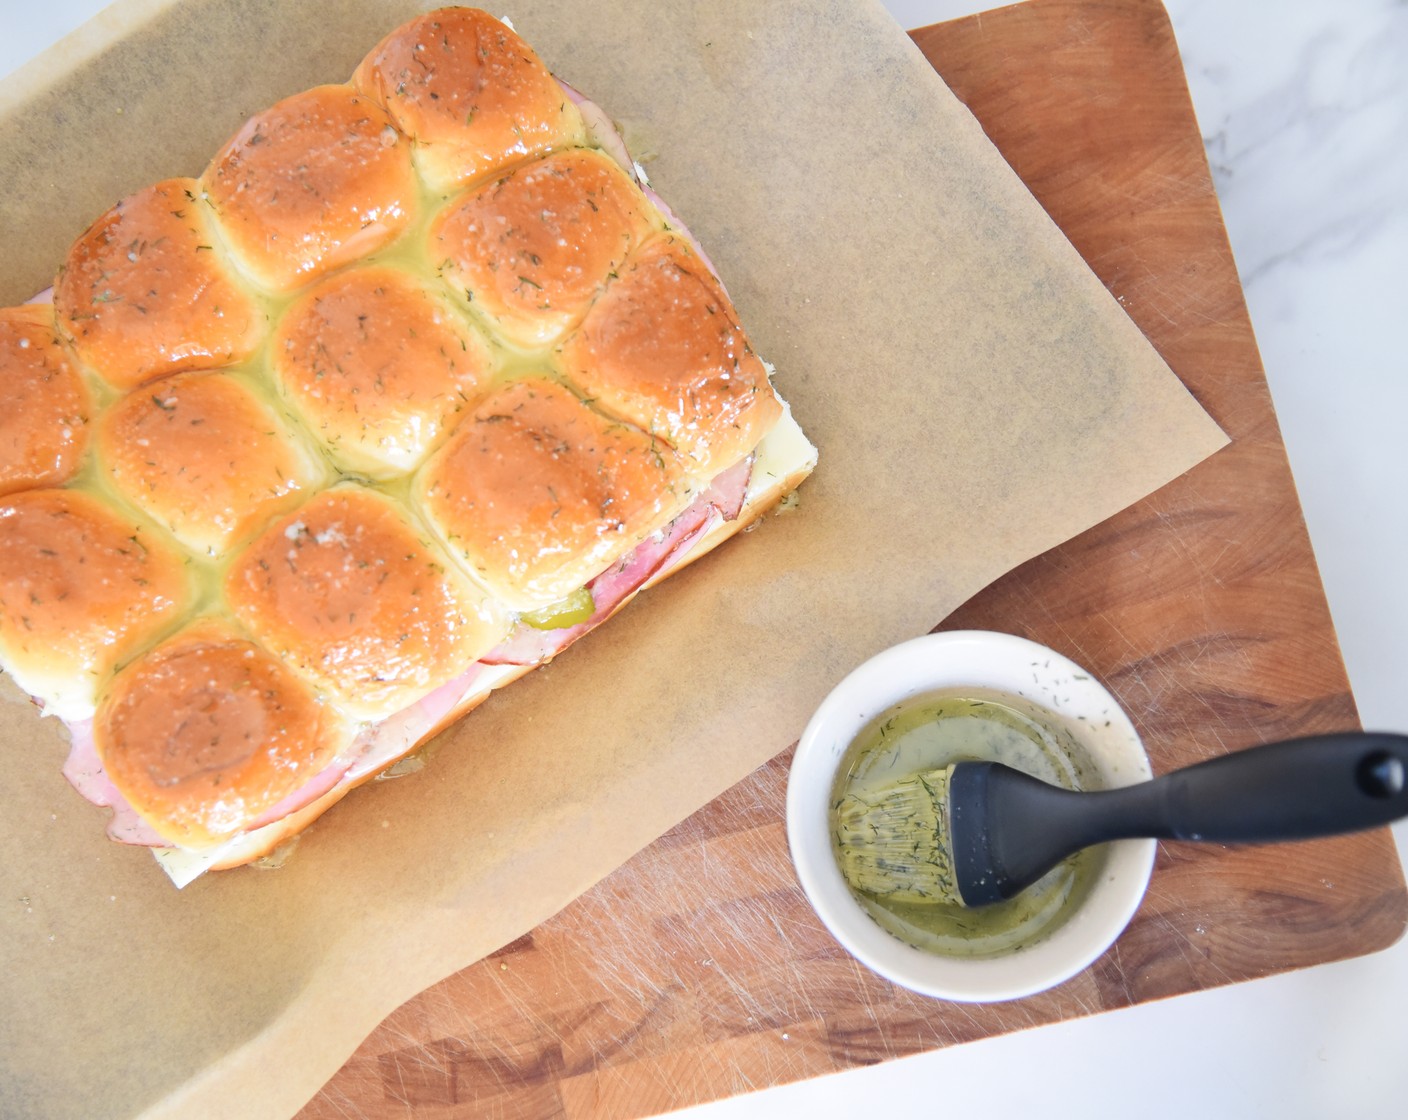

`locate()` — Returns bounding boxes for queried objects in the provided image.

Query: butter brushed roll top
[0,7,816,880]
[93,621,356,848]
[354,6,588,192]
[224,486,510,721]
[418,376,694,613]
[0,489,191,720]
[560,235,784,477]
[53,177,265,389]
[432,147,660,348]
[0,306,91,496]
[272,266,497,477]
[202,85,418,293]
[96,371,326,555]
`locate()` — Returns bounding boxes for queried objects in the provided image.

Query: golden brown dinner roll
[417,376,692,612]
[202,86,417,292]
[94,620,356,848]
[96,372,326,555]
[0,305,91,496]
[225,486,509,720]
[0,489,190,719]
[271,266,495,476]
[559,235,783,477]
[432,148,659,348]
[354,7,586,193]
[52,178,264,389]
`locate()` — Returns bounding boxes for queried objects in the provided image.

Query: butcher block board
[255,0,1393,1114]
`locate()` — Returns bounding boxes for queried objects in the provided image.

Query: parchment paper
[0,2,1227,1117]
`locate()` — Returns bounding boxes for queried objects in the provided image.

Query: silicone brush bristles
[833,766,962,905]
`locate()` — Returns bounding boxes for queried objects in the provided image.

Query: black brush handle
[951,731,1408,906]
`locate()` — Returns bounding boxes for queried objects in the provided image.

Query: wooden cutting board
[299,1,1408,1115]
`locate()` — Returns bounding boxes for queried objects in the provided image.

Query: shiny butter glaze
[561,236,784,477]
[203,86,418,293]
[53,177,264,389]
[433,147,658,348]
[95,621,354,847]
[272,266,494,477]
[96,370,325,555]
[0,488,190,718]
[354,7,587,192]
[225,486,508,721]
[0,305,91,495]
[418,376,692,611]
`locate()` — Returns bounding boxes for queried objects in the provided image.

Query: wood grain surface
[299,1,1408,1116]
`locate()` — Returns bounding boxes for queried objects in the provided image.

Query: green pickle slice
[521,587,596,630]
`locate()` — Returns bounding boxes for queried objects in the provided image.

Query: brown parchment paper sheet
[0,2,1228,1117]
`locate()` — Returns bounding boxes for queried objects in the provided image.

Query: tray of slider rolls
[0,7,815,887]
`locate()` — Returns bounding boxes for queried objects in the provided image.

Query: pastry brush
[834,731,1408,908]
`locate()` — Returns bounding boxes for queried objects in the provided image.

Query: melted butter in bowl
[830,692,1106,958]
[787,631,1155,1003]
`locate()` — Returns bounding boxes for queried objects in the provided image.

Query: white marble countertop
[2,2,1404,1117]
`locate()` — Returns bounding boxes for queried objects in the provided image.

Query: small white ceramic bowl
[786,630,1156,1002]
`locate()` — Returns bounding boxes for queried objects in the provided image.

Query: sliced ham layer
[62,721,168,847]
[58,671,466,851]
[342,662,490,783]
[60,660,495,852]
[557,79,633,178]
[481,502,720,666]
[481,455,753,666]
[247,755,354,831]
[558,79,727,290]
[698,452,754,523]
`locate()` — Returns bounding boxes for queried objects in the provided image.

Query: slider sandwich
[0,8,815,885]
